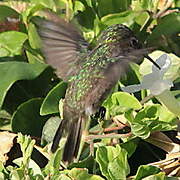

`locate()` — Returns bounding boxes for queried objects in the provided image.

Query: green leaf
[31,0,56,10]
[134,165,161,180]
[101,11,138,26]
[97,0,131,17]
[0,172,4,179]
[142,172,166,180]
[132,0,155,12]
[135,11,150,30]
[40,82,67,115]
[96,145,129,180]
[135,105,159,121]
[0,31,27,57]
[0,110,11,130]
[44,148,62,176]
[0,48,9,57]
[9,168,24,180]
[172,90,180,102]
[42,116,61,143]
[104,91,142,117]
[22,3,46,23]
[121,139,138,158]
[124,109,134,122]
[174,0,180,7]
[0,5,19,21]
[14,158,42,177]
[0,161,8,177]
[0,61,47,109]
[112,92,142,110]
[69,156,95,172]
[44,148,62,175]
[15,134,35,170]
[26,50,44,64]
[147,13,180,43]
[121,63,141,86]
[76,6,96,30]
[130,105,177,139]
[73,1,86,14]
[139,0,154,11]
[11,98,48,137]
[27,22,41,50]
[60,168,105,180]
[131,122,151,139]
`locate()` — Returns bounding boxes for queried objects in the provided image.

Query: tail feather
[63,117,83,163]
[73,119,83,158]
[51,117,83,163]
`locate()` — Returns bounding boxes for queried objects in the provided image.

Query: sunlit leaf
[27,22,41,50]
[135,11,150,30]
[126,105,177,139]
[0,31,27,57]
[96,145,129,180]
[112,92,142,110]
[101,11,138,26]
[40,82,67,115]
[60,168,105,180]
[31,0,56,10]
[134,165,161,180]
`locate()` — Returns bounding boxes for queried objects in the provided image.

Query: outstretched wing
[35,11,89,81]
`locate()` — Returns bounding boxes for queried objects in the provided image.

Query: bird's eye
[130,37,139,48]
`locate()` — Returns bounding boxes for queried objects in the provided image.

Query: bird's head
[99,24,142,52]
[99,24,160,69]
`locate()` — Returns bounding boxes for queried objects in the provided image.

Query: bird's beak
[144,55,161,70]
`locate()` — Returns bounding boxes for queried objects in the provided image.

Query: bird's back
[64,42,126,117]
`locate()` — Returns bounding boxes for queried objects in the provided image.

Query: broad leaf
[0,5,19,21]
[112,92,142,110]
[101,11,138,26]
[0,31,27,57]
[60,168,105,180]
[147,13,180,43]
[97,0,131,18]
[0,61,47,109]
[134,165,161,180]
[40,82,67,115]
[31,0,56,10]
[125,105,177,139]
[96,145,129,180]
[11,98,48,137]
[42,116,61,143]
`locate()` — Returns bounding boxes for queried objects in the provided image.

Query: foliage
[0,0,179,179]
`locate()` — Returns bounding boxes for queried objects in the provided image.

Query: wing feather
[35,11,88,81]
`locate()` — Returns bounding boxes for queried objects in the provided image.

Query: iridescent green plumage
[37,12,155,163]
[65,24,143,113]
[66,44,111,109]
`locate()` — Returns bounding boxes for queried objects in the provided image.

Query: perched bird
[36,12,160,163]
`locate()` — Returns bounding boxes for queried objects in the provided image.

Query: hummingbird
[36,12,160,163]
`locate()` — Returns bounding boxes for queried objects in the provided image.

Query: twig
[91,124,127,134]
[153,0,173,19]
[85,132,132,142]
[140,94,154,105]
